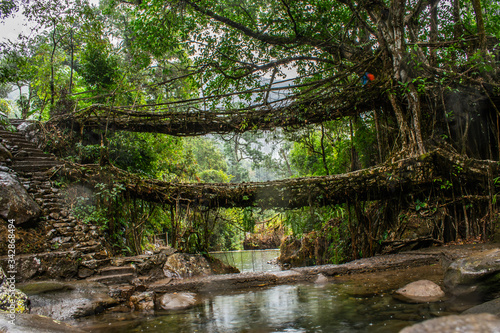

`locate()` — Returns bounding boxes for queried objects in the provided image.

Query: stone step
[99,266,136,277]
[14,150,48,158]
[10,163,63,172]
[87,273,135,285]
[0,131,25,138]
[13,157,60,163]
[13,157,58,165]
[8,119,32,126]
[0,138,37,148]
[77,245,104,254]
[4,140,38,148]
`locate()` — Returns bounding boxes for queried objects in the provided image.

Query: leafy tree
[118,0,498,159]
[80,42,121,91]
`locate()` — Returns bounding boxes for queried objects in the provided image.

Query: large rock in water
[18,280,118,320]
[129,291,155,312]
[393,280,445,303]
[0,171,41,225]
[463,297,500,317]
[159,292,197,310]
[0,312,87,333]
[443,249,500,299]
[399,313,500,333]
[163,253,213,278]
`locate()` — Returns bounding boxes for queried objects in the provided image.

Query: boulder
[278,236,306,267]
[19,280,118,320]
[16,121,35,133]
[314,273,329,284]
[129,291,155,312]
[0,171,41,225]
[163,253,213,278]
[0,284,30,314]
[393,280,445,303]
[463,297,500,317]
[0,312,87,333]
[399,313,500,333]
[158,292,197,310]
[1,251,81,282]
[444,249,500,299]
[0,267,30,314]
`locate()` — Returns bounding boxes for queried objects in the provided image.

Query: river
[209,249,281,273]
[73,253,477,333]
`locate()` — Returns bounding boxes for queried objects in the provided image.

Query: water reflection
[75,266,476,333]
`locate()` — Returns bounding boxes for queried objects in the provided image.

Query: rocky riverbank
[0,243,499,332]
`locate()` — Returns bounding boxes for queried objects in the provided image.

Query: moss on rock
[0,267,30,314]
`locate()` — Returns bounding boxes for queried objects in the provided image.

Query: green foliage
[415,199,427,212]
[72,182,125,231]
[242,207,255,233]
[0,99,12,115]
[290,117,376,177]
[199,169,231,183]
[80,42,120,90]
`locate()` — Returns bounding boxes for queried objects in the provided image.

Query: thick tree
[112,0,499,158]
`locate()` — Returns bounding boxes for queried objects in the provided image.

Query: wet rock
[206,256,239,275]
[314,273,329,284]
[16,256,42,281]
[0,171,41,225]
[399,313,500,333]
[158,292,197,310]
[129,291,155,312]
[278,236,307,267]
[0,312,87,333]
[0,251,82,282]
[0,284,30,314]
[444,249,500,299]
[0,267,30,314]
[19,280,118,320]
[393,280,445,303]
[163,253,213,278]
[77,267,95,279]
[463,297,500,317]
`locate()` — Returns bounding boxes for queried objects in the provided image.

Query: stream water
[73,257,480,333]
[209,249,281,273]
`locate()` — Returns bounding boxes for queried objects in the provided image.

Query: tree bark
[471,0,486,52]
[429,0,438,66]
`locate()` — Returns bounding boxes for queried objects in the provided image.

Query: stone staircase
[1,119,63,174]
[87,265,137,285]
[0,119,105,256]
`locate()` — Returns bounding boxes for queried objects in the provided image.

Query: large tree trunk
[370,0,426,155]
[471,0,486,52]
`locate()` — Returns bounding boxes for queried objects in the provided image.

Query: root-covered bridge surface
[51,85,384,136]
[56,149,499,209]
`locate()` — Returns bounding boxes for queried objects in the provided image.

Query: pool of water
[74,265,478,333]
[210,249,281,273]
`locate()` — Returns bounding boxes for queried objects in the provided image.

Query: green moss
[0,285,29,314]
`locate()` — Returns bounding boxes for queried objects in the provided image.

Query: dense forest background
[1,0,499,265]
